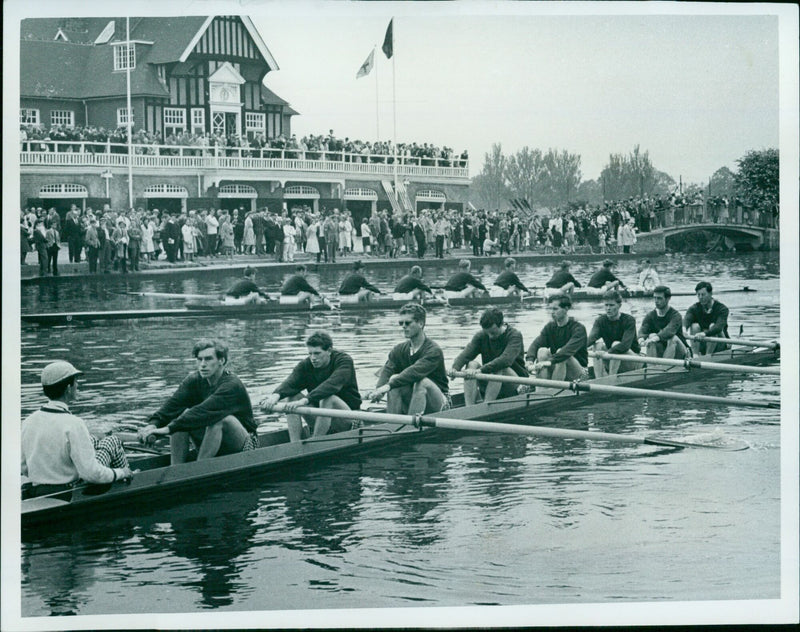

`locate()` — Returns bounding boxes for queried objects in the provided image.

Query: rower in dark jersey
[546,260,582,294]
[280,265,323,306]
[587,290,642,377]
[224,266,270,304]
[444,259,487,299]
[638,285,688,359]
[526,293,588,381]
[338,260,383,303]
[683,281,729,355]
[587,259,626,293]
[393,265,434,302]
[490,257,530,297]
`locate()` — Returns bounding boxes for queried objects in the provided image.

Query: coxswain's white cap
[41,361,83,386]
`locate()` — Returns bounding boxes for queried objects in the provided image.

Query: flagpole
[126,16,133,209]
[391,24,398,209]
[374,47,380,141]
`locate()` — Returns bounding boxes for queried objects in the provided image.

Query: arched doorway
[218,184,258,214]
[415,189,446,212]
[285,185,320,214]
[142,184,188,214]
[343,187,378,232]
[33,183,90,226]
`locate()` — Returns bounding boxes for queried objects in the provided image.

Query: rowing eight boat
[20,287,757,326]
[21,345,778,528]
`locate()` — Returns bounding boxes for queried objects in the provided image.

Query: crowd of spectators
[20,124,468,166]
[20,186,777,276]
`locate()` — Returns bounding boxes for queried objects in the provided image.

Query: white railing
[19,140,469,178]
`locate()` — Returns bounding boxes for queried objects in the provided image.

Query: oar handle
[589,351,780,375]
[688,335,779,350]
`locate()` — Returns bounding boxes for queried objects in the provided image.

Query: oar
[452,371,779,409]
[588,351,780,375]
[687,335,779,350]
[126,290,219,300]
[266,403,745,450]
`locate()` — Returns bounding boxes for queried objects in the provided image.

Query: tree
[599,145,658,200]
[505,146,547,208]
[708,166,736,198]
[469,143,510,209]
[543,149,582,207]
[734,149,779,213]
[575,179,602,206]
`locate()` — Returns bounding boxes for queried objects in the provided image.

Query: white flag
[356,49,375,79]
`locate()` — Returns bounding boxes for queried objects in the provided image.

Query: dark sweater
[339,273,382,295]
[444,271,487,292]
[377,336,449,394]
[148,370,256,434]
[587,313,640,353]
[493,270,529,292]
[275,349,361,410]
[527,318,588,367]
[588,267,625,289]
[452,325,528,376]
[546,270,581,289]
[394,275,432,294]
[683,300,729,338]
[226,279,261,298]
[281,274,319,296]
[640,307,687,345]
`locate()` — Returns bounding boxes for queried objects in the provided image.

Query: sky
[249,5,781,184]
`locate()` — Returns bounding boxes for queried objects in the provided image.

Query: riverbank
[20,246,640,285]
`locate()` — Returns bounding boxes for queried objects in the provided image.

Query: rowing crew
[224,257,656,308]
[20,280,730,498]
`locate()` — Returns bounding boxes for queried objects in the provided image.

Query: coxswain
[526,293,588,381]
[545,260,582,295]
[138,340,259,463]
[280,264,324,306]
[450,308,528,405]
[443,259,488,299]
[587,290,642,377]
[22,361,133,499]
[683,281,730,355]
[587,259,627,293]
[224,266,270,304]
[338,260,383,303]
[365,304,450,414]
[637,285,688,359]
[393,265,434,302]
[637,259,660,292]
[490,257,531,297]
[259,332,362,442]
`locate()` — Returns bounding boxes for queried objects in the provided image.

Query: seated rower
[22,361,133,499]
[393,265,435,302]
[490,257,531,297]
[637,259,660,292]
[638,285,688,359]
[451,308,528,405]
[280,265,323,306]
[224,266,270,304]
[587,290,642,377]
[139,339,259,464]
[365,303,450,414]
[338,260,383,303]
[260,332,362,442]
[683,281,730,355]
[526,293,588,381]
[587,259,627,294]
[444,259,488,299]
[545,260,582,295]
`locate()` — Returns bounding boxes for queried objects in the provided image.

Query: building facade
[19,16,470,227]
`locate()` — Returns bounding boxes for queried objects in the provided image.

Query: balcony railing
[19,140,469,179]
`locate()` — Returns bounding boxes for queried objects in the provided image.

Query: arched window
[143,184,189,198]
[39,183,88,198]
[415,190,446,203]
[343,188,378,201]
[284,185,320,199]
[218,184,258,198]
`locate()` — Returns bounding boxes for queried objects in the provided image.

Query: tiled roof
[21,17,118,44]
[122,16,209,64]
[20,39,168,99]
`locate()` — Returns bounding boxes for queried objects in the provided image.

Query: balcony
[19,141,470,182]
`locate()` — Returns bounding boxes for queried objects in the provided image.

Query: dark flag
[382,19,394,59]
[510,199,521,210]
[522,199,532,210]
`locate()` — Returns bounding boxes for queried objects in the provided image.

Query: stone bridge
[635,221,779,253]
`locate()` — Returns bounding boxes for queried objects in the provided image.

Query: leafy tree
[505,146,547,207]
[575,179,602,206]
[470,143,509,209]
[599,145,658,200]
[734,149,779,213]
[543,149,582,207]
[708,166,736,198]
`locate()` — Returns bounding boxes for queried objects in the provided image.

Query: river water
[16,252,784,623]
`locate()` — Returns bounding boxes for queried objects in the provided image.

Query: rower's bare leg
[387,385,412,414]
[536,348,553,380]
[409,377,447,415]
[482,367,514,402]
[313,395,351,436]
[689,323,703,356]
[593,340,609,378]
[197,415,248,459]
[170,431,192,464]
[646,341,661,357]
[553,356,584,382]
[607,340,623,375]
[667,338,687,360]
[285,394,308,442]
[560,282,576,294]
[463,360,482,405]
